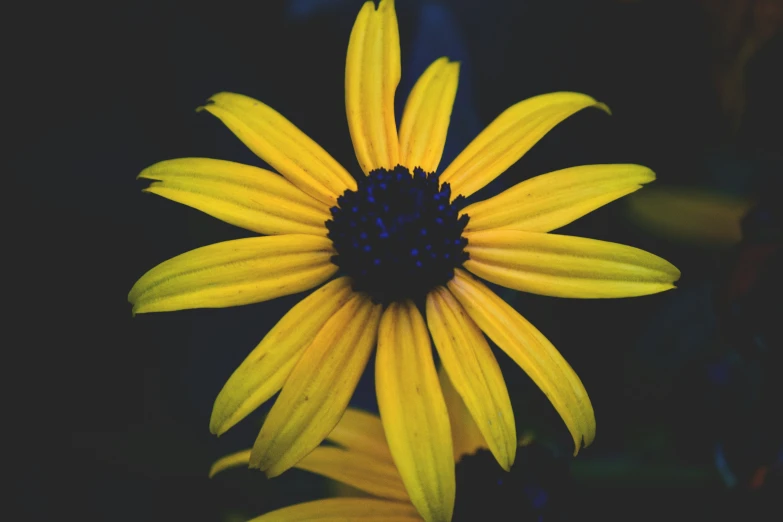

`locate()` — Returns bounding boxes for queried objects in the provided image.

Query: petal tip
[196,94,222,113]
[595,101,612,115]
[262,463,285,479]
[499,453,514,472]
[209,410,234,437]
[209,422,224,437]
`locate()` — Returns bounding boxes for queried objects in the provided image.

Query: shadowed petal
[249,498,423,521]
[297,446,409,501]
[438,366,487,462]
[327,408,395,464]
[626,185,753,247]
[209,449,251,478]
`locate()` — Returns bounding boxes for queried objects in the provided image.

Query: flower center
[326,165,469,304]
[453,446,571,521]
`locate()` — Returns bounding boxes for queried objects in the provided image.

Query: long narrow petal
[447,269,594,455]
[438,367,488,462]
[128,235,337,314]
[376,301,454,522]
[345,0,401,173]
[250,293,382,477]
[297,446,409,501]
[249,498,423,522]
[199,92,356,205]
[463,164,655,233]
[139,158,330,236]
[464,229,681,298]
[210,278,354,435]
[398,58,460,173]
[426,287,516,471]
[327,408,394,464]
[440,92,609,198]
[209,449,251,478]
[209,445,406,501]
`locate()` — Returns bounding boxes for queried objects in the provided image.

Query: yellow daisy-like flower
[210,370,555,522]
[129,0,680,520]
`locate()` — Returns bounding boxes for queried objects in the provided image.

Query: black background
[8,0,782,520]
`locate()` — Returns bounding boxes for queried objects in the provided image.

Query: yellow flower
[210,370,560,522]
[129,0,680,520]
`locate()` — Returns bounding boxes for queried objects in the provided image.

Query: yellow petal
[128,235,337,314]
[327,408,394,464]
[426,287,516,471]
[297,446,409,501]
[139,158,330,236]
[398,58,460,173]
[251,293,382,477]
[199,92,356,205]
[463,164,655,233]
[437,366,487,462]
[440,92,609,198]
[376,301,455,522]
[626,185,753,247]
[249,498,423,522]
[447,269,595,455]
[345,0,401,173]
[464,229,681,298]
[209,449,251,478]
[210,278,354,435]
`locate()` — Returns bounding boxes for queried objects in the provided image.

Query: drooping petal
[376,301,455,522]
[210,278,354,436]
[438,366,488,462]
[447,269,595,455]
[128,235,337,314]
[440,92,609,198]
[248,498,423,522]
[297,446,409,501]
[426,287,516,471]
[463,164,655,233]
[464,229,681,298]
[250,293,382,477]
[345,0,401,173]
[139,158,331,236]
[209,449,251,478]
[398,58,460,173]
[199,92,356,205]
[327,408,394,464]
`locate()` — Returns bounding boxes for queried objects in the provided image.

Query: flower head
[129,0,680,520]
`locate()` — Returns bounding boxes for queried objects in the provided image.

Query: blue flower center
[326,165,469,304]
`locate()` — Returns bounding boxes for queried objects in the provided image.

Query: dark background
[9,0,782,520]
